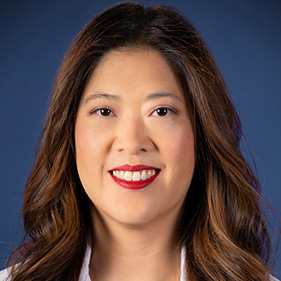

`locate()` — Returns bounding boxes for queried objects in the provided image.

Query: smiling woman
[1,1,280,281]
[75,48,195,232]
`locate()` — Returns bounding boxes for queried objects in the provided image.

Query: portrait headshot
[0,0,281,280]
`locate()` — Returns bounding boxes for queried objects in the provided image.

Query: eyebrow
[145,92,184,103]
[83,93,120,104]
[83,91,184,104]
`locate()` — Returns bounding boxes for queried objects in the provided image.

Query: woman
[1,2,279,280]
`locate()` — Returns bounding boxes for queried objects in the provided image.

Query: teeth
[133,171,141,181]
[141,170,147,180]
[119,171,124,179]
[112,170,157,181]
[124,171,132,181]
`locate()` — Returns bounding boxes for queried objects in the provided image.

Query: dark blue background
[1,0,280,277]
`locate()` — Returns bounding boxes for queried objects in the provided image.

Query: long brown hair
[8,2,278,280]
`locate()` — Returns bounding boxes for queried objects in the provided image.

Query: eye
[151,107,177,117]
[91,108,114,117]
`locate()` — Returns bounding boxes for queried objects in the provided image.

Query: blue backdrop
[1,0,280,277]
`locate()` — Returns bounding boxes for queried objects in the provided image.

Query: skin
[75,48,195,281]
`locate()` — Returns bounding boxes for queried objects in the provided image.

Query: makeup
[110,164,160,190]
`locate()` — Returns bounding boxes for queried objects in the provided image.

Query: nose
[113,116,155,154]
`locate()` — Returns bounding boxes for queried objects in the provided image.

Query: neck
[89,204,182,281]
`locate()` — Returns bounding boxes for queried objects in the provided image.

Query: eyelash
[151,107,178,117]
[90,106,178,117]
[90,107,115,117]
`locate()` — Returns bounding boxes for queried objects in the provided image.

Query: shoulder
[272,276,280,281]
[0,267,10,281]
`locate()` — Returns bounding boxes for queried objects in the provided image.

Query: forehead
[96,48,174,75]
[83,47,184,98]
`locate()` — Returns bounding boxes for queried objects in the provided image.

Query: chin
[102,206,163,229]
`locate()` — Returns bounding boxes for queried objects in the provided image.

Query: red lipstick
[109,164,160,190]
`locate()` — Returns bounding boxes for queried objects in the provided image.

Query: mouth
[109,164,161,190]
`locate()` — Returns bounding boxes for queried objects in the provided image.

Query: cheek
[74,122,106,179]
[165,125,195,170]
[74,121,110,203]
[75,126,94,163]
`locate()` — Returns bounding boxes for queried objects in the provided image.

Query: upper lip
[110,164,160,172]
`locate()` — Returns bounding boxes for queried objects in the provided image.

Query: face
[75,48,195,229]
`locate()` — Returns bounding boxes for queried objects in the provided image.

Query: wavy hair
[8,2,278,280]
